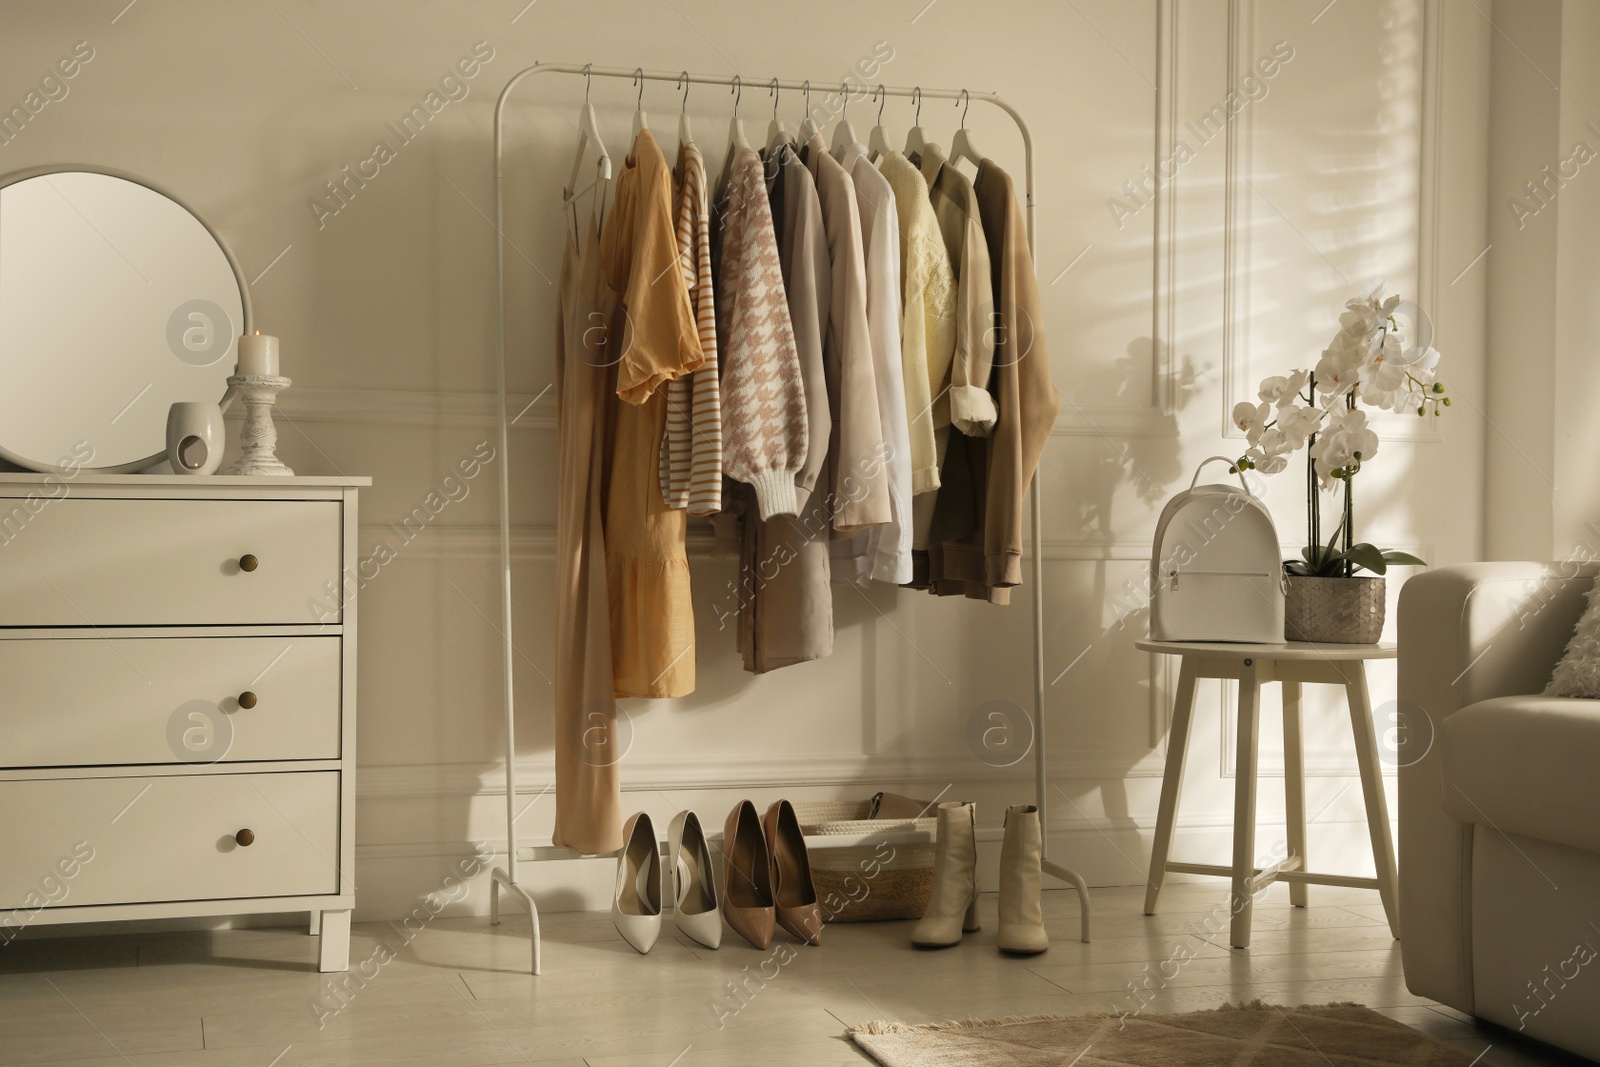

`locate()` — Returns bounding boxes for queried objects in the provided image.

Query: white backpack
[1149,457,1285,644]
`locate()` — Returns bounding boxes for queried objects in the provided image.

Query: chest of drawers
[0,475,365,972]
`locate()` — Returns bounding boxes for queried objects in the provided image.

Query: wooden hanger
[903,86,928,160]
[676,72,692,145]
[866,84,893,161]
[565,64,612,203]
[727,75,749,152]
[796,80,819,143]
[766,78,793,152]
[949,89,982,170]
[829,80,858,154]
[629,68,649,142]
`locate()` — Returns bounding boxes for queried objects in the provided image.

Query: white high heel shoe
[612,812,662,954]
[667,810,722,949]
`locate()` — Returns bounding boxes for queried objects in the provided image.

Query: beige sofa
[1398,563,1600,1059]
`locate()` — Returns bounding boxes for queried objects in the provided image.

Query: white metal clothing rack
[488,62,1091,975]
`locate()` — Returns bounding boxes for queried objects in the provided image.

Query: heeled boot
[997,804,1048,955]
[910,801,980,948]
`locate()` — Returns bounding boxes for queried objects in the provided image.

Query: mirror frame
[0,164,254,474]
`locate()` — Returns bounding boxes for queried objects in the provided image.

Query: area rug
[849,1001,1475,1065]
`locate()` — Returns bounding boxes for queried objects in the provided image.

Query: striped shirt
[658,142,724,515]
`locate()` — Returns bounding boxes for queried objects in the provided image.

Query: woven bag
[792,793,937,923]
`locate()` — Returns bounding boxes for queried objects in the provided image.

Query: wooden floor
[0,882,1590,1066]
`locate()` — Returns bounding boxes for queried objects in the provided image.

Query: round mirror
[0,168,251,473]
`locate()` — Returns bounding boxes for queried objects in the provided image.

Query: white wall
[0,0,1488,922]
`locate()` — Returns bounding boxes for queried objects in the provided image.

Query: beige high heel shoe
[612,812,662,954]
[911,801,981,948]
[764,800,822,945]
[668,810,722,950]
[722,800,776,949]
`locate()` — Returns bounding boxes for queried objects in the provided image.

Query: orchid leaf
[1381,550,1427,567]
[1344,543,1388,575]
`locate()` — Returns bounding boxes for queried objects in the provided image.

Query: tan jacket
[928,159,1059,604]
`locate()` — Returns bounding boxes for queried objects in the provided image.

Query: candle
[237,330,280,377]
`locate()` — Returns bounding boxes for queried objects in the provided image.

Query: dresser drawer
[0,498,341,625]
[0,636,340,767]
[0,772,340,909]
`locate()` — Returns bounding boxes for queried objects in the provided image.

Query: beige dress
[600,130,705,698]
[552,201,623,855]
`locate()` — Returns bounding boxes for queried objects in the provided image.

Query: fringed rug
[849,1001,1475,1066]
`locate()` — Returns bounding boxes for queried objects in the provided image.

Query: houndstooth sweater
[715,146,808,520]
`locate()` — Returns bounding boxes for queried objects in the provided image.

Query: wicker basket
[1284,575,1386,643]
[793,796,937,923]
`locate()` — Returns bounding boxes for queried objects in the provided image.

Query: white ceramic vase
[166,402,225,475]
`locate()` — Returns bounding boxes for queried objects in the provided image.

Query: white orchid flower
[1258,368,1310,405]
[1232,401,1271,444]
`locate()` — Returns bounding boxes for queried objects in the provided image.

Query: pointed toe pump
[612,812,663,954]
[764,799,822,945]
[668,810,722,950]
[722,800,777,949]
[911,801,981,948]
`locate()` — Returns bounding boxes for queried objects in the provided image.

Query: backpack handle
[1189,456,1250,492]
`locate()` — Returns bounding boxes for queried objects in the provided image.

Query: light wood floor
[0,883,1589,1066]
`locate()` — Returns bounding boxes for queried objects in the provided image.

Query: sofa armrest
[1397,561,1597,1012]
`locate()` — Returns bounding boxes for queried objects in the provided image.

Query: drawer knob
[235,829,255,847]
[237,691,258,710]
[239,554,259,572]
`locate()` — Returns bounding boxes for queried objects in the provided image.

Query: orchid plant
[1230,285,1447,579]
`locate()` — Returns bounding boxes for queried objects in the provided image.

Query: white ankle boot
[997,803,1048,954]
[911,801,980,947]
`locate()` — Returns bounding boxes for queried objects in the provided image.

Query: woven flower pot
[1284,575,1386,643]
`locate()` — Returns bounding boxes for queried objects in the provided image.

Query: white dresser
[0,474,365,972]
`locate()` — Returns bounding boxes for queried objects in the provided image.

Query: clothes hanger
[903,86,928,160]
[796,80,818,143]
[630,68,649,141]
[727,74,750,152]
[829,80,858,154]
[950,89,983,170]
[677,71,692,145]
[766,77,793,152]
[565,64,612,203]
[866,83,893,161]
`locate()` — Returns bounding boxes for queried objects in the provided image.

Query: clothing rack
[487,62,1091,974]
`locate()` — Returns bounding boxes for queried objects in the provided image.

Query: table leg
[1341,661,1400,939]
[317,910,351,972]
[1230,660,1262,949]
[1145,656,1199,915]
[1282,680,1308,908]
[309,910,322,936]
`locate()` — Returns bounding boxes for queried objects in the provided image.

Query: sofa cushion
[1440,695,1600,855]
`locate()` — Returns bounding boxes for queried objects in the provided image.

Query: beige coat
[928,159,1059,604]
[807,135,892,537]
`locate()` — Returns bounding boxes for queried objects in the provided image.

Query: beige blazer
[806,135,892,535]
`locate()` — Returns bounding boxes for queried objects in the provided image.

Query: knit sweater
[878,150,957,495]
[658,142,724,515]
[715,146,807,520]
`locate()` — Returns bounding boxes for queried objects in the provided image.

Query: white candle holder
[223,375,294,476]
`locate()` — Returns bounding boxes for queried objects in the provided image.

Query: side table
[1135,639,1400,949]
